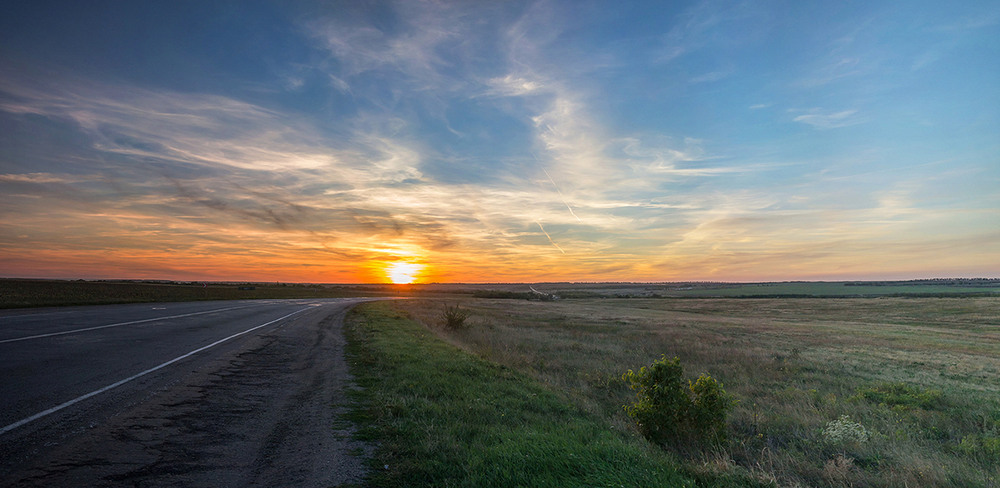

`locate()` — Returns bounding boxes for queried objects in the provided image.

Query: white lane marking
[0,306,313,436]
[0,305,260,344]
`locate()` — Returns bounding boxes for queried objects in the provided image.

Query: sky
[1,0,998,284]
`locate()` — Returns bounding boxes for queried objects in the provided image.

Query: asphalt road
[0,298,374,487]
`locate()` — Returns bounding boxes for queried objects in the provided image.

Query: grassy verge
[344,301,722,487]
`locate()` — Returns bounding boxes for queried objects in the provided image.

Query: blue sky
[1,0,997,282]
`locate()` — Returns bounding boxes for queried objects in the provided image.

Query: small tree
[623,355,733,448]
[688,373,731,444]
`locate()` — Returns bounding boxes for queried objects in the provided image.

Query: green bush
[956,434,1000,464]
[441,303,471,329]
[623,355,733,448]
[851,382,944,411]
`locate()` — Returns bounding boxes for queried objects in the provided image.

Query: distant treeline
[0,279,421,308]
[844,279,1000,287]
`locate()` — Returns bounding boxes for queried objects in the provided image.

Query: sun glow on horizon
[385,262,424,284]
[0,2,996,283]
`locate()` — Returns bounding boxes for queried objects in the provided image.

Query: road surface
[0,298,374,487]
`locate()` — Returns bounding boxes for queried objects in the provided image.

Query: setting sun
[385,262,423,284]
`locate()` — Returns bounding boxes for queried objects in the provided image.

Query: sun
[385,262,423,284]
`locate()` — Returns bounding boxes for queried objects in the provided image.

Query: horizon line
[4,277,1000,286]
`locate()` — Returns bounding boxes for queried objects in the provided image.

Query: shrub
[689,373,731,442]
[823,415,871,444]
[441,303,471,329]
[623,355,733,448]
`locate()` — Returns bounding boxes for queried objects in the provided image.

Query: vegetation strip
[0,279,412,308]
[343,301,696,487]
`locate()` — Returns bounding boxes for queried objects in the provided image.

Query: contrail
[541,168,582,222]
[536,220,565,254]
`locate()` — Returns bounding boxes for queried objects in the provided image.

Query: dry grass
[393,297,1000,488]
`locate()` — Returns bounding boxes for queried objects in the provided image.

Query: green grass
[343,301,736,487]
[392,297,1000,487]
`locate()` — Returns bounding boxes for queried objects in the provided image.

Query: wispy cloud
[485,74,544,97]
[0,173,84,184]
[792,108,862,129]
[1,1,995,282]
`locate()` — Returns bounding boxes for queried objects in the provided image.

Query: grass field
[358,297,1000,487]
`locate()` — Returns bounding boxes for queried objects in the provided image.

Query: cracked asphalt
[0,299,373,487]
